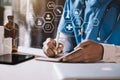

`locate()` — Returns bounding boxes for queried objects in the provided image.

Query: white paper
[35,47,83,62]
[35,56,62,62]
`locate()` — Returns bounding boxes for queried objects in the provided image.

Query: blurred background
[0,0,66,48]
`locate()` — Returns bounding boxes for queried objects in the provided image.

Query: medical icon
[73,9,80,16]
[53,5,63,16]
[57,9,62,14]
[35,17,44,28]
[47,1,55,9]
[46,14,51,20]
[75,11,79,15]
[73,17,83,28]
[43,12,54,22]
[66,11,70,19]
[64,11,72,21]
[43,23,54,33]
[64,23,73,32]
[38,20,42,25]
[66,25,72,30]
[92,18,99,26]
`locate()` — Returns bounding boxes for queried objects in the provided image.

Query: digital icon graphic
[64,23,73,33]
[47,1,55,9]
[43,12,54,22]
[46,14,51,20]
[53,5,63,16]
[43,23,54,33]
[35,17,44,28]
[73,17,83,28]
[92,18,99,26]
[73,9,80,16]
[64,11,72,21]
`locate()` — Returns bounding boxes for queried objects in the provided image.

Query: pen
[55,32,60,55]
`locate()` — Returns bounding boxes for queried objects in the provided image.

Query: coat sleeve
[55,32,76,53]
[102,43,120,63]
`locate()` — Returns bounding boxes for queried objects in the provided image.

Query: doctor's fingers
[43,38,56,49]
[74,40,92,50]
[43,46,55,57]
[62,49,84,63]
[56,43,64,53]
[63,55,84,63]
[62,52,93,63]
[80,40,95,48]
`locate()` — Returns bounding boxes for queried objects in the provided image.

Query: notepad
[35,47,82,62]
[35,56,62,62]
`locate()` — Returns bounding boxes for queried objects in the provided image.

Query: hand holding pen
[42,32,64,58]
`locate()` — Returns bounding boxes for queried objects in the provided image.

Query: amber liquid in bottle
[4,15,19,52]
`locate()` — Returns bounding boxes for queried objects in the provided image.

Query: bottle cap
[7,15,14,20]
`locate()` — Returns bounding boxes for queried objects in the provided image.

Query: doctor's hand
[62,40,104,63]
[42,38,64,58]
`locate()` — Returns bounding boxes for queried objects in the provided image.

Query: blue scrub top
[58,0,120,45]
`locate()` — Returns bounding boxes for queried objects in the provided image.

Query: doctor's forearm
[102,44,120,63]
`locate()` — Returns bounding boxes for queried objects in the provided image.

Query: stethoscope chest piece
[97,37,101,41]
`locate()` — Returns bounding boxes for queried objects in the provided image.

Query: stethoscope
[97,14,120,43]
[79,0,120,43]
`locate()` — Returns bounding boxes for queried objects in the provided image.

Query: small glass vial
[4,15,19,52]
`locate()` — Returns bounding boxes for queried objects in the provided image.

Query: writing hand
[42,38,64,58]
[62,40,103,63]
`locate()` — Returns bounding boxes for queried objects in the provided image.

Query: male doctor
[43,0,120,63]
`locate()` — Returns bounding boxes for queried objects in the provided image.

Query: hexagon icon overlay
[73,17,83,28]
[43,23,54,33]
[64,22,73,33]
[47,1,55,9]
[43,12,54,22]
[64,11,73,21]
[73,9,81,17]
[35,17,45,28]
[53,5,63,16]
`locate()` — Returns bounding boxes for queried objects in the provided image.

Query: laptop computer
[53,63,120,80]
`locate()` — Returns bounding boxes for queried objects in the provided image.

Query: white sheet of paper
[35,56,62,62]
[35,47,82,62]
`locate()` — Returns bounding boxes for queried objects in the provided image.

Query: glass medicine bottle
[4,15,19,52]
